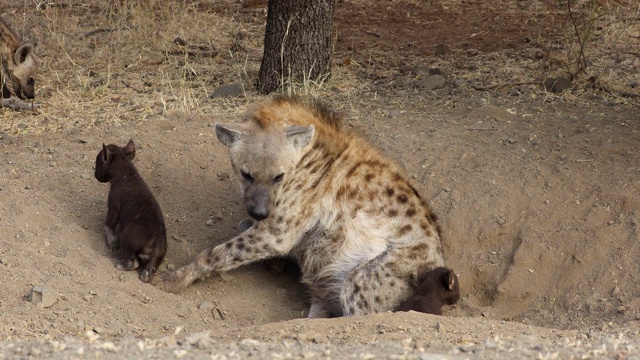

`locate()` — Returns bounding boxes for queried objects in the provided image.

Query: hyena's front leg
[156,224,290,293]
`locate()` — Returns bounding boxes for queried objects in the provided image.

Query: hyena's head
[3,41,37,100]
[216,122,314,221]
[95,140,136,183]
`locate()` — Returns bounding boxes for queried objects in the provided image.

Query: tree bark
[257,0,336,95]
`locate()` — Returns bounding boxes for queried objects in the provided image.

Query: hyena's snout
[245,185,272,221]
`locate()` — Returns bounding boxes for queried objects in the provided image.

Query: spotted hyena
[0,16,38,111]
[157,96,447,317]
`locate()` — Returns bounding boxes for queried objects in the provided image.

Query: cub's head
[216,121,314,221]
[4,41,37,100]
[95,140,136,183]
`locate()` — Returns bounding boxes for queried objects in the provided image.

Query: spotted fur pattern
[157,96,446,317]
[0,16,37,110]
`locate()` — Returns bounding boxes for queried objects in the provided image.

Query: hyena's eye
[27,78,34,85]
[274,173,284,183]
[241,170,253,182]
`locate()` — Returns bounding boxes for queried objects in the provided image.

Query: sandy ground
[1,0,639,358]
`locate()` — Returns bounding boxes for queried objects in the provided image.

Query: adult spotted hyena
[0,16,37,111]
[157,96,447,317]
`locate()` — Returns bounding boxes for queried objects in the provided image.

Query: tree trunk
[257,0,336,95]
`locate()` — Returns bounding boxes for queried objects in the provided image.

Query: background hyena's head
[216,121,314,221]
[6,41,37,99]
[95,140,136,183]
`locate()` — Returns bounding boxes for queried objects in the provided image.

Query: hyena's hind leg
[139,239,166,283]
[113,227,139,271]
[340,243,441,316]
[104,225,119,250]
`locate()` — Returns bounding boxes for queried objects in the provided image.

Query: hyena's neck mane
[0,17,22,55]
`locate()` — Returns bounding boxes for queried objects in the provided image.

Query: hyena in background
[95,140,167,283]
[157,96,450,317]
[0,16,37,111]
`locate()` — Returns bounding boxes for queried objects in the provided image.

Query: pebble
[30,286,57,308]
[416,75,446,91]
[209,83,244,98]
[198,301,215,312]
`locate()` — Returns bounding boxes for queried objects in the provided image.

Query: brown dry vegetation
[0,0,639,358]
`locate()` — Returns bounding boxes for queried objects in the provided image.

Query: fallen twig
[79,26,128,39]
[473,81,540,91]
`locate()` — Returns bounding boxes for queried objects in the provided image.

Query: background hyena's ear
[215,123,244,147]
[124,140,136,160]
[286,125,314,148]
[14,42,34,64]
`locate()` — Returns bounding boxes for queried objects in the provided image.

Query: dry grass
[0,0,637,135]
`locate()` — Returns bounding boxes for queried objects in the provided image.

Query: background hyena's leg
[340,245,439,316]
[0,98,41,111]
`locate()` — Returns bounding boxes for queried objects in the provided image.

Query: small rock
[198,301,215,312]
[183,331,212,349]
[466,48,480,56]
[391,76,411,88]
[543,76,572,93]
[411,65,430,75]
[216,171,230,181]
[435,321,444,332]
[399,64,414,74]
[205,219,214,226]
[416,75,446,91]
[505,137,517,144]
[209,83,244,98]
[30,286,57,308]
[453,79,467,88]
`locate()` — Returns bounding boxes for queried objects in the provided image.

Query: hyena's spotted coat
[157,96,446,317]
[0,16,37,111]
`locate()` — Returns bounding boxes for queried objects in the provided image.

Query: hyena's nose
[248,205,269,221]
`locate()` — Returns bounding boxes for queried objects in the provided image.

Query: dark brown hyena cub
[397,267,460,315]
[94,140,167,283]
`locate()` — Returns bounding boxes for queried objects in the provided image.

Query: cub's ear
[124,140,136,160]
[102,143,112,162]
[215,123,245,147]
[286,125,314,149]
[447,270,457,291]
[14,41,34,65]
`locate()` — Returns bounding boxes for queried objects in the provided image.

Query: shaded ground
[0,0,639,358]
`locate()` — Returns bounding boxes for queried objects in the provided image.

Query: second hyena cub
[157,96,448,317]
[95,140,167,283]
[397,267,460,315]
[0,16,37,111]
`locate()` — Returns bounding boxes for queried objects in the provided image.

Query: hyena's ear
[124,140,136,160]
[286,125,314,148]
[14,42,34,65]
[447,270,456,291]
[102,143,112,162]
[215,123,244,147]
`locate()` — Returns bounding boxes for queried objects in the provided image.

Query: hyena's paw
[139,269,151,283]
[115,258,139,271]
